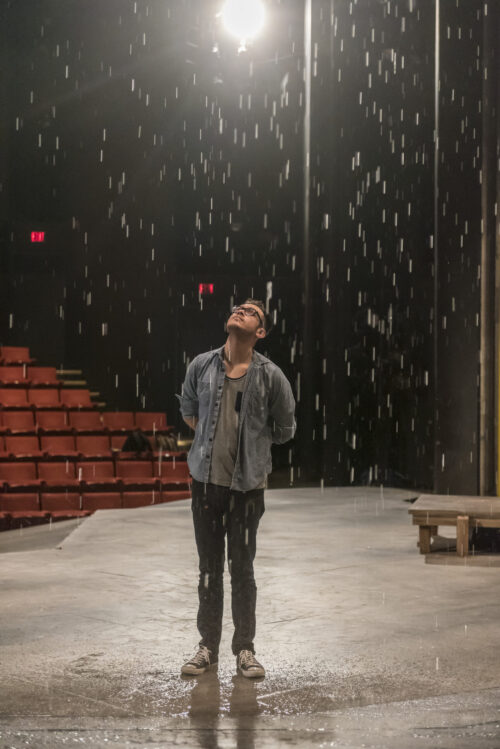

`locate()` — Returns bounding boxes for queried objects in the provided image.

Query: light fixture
[221,0,266,50]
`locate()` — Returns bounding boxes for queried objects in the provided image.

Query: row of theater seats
[0,410,170,433]
[0,434,176,457]
[0,387,95,409]
[0,346,37,364]
[0,366,61,386]
[0,487,190,531]
[0,457,190,489]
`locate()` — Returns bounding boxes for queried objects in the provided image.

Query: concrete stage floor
[1,486,500,748]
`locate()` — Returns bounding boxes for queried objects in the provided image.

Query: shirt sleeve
[269,369,296,444]
[175,357,200,418]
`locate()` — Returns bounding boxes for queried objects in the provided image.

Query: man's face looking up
[227,304,266,336]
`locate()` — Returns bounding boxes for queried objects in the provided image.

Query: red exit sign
[199,283,214,295]
[31,231,45,242]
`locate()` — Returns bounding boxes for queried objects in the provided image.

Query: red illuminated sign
[199,283,214,295]
[31,231,45,243]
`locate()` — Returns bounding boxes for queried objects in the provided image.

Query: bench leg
[419,525,432,554]
[456,515,469,557]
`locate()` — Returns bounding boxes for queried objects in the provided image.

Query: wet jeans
[191,478,265,657]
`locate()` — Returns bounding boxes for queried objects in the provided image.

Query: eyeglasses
[231,305,264,328]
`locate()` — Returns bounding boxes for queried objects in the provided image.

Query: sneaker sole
[238,665,265,679]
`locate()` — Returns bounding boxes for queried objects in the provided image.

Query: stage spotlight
[221,0,265,48]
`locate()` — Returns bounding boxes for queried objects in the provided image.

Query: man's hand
[183,416,198,430]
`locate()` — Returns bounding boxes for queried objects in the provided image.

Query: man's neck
[223,334,254,366]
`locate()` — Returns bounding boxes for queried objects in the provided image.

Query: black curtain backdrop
[0,0,498,492]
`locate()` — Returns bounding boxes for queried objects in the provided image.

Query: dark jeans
[191,478,265,657]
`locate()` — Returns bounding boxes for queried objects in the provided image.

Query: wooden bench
[409,494,500,557]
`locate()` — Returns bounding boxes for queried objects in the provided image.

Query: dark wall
[309,0,435,487]
[434,0,488,494]
[1,0,497,492]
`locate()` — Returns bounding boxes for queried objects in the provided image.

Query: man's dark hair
[244,298,274,334]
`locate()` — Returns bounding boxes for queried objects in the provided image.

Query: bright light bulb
[221,0,266,43]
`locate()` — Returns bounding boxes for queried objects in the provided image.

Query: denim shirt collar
[216,344,266,368]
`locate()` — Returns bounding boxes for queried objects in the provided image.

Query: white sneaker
[181,646,217,675]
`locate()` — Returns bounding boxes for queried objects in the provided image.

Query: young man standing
[177,299,296,679]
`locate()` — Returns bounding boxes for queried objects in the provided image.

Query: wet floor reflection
[182,667,263,749]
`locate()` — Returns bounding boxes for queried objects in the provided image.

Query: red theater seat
[4,435,43,459]
[122,490,159,508]
[155,449,188,459]
[0,388,28,408]
[0,492,40,511]
[69,411,104,433]
[8,512,49,526]
[40,492,81,511]
[102,412,135,432]
[76,460,119,489]
[116,460,157,489]
[40,491,90,520]
[0,346,35,364]
[0,366,29,385]
[36,410,71,433]
[38,461,79,489]
[0,462,41,490]
[41,434,78,457]
[29,388,61,409]
[134,412,168,432]
[82,492,122,510]
[2,410,36,434]
[156,459,190,484]
[110,434,130,451]
[76,435,111,458]
[60,389,93,409]
[28,367,59,386]
[160,489,191,502]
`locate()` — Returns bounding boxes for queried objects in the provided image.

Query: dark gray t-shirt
[209,374,265,490]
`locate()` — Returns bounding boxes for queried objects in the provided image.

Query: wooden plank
[409,494,500,519]
[471,518,500,528]
[412,516,458,526]
[456,515,469,556]
[415,493,500,504]
[412,515,500,529]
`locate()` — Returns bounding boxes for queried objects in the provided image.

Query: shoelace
[191,646,211,665]
[239,649,258,667]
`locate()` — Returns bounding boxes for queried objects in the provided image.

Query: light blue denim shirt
[176,345,296,492]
